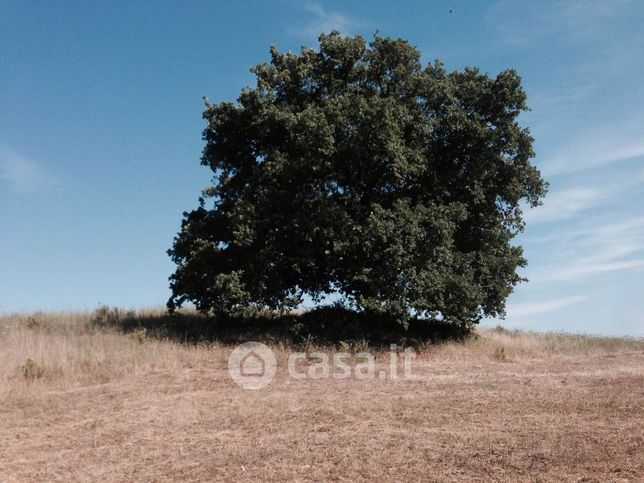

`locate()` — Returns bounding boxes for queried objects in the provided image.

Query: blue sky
[1,0,643,336]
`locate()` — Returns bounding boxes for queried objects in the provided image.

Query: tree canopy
[167,32,547,329]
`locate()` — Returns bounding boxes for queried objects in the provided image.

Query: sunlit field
[1,310,642,481]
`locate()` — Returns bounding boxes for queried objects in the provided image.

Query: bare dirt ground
[0,311,642,481]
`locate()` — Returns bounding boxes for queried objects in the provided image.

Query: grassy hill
[1,309,642,480]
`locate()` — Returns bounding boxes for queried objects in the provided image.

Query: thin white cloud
[550,218,644,281]
[486,1,644,177]
[541,118,644,176]
[507,295,587,318]
[530,217,644,283]
[0,148,51,193]
[487,0,638,46]
[545,143,644,176]
[524,164,644,225]
[524,188,603,224]
[291,3,360,39]
[553,259,644,281]
[482,0,643,334]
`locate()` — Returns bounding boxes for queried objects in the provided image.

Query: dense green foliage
[168,32,547,329]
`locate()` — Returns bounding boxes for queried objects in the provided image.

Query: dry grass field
[0,309,642,481]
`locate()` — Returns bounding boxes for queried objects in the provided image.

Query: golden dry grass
[0,310,642,481]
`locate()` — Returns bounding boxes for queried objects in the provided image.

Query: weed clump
[128,327,148,344]
[20,358,44,380]
[91,305,135,328]
[25,316,42,330]
[493,346,507,362]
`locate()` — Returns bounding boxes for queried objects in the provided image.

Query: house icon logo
[240,350,265,376]
[228,342,277,389]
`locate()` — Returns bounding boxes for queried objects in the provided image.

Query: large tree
[168,32,547,329]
